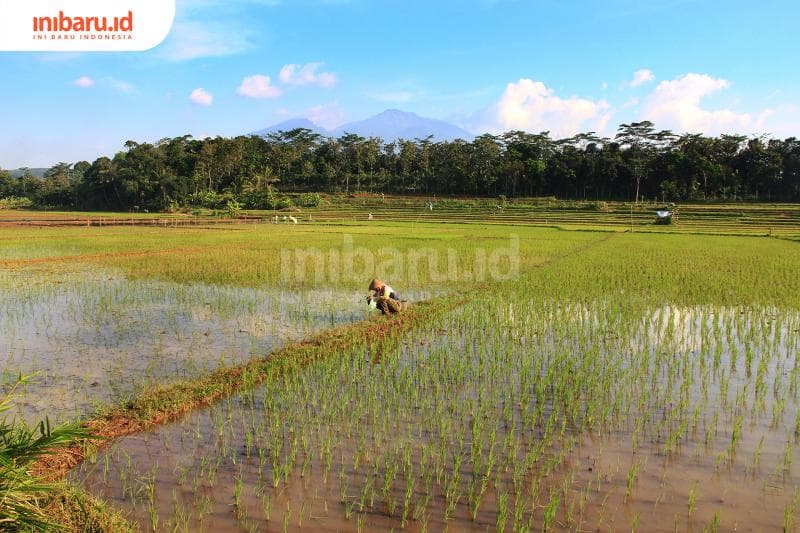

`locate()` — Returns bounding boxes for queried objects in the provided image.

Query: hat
[369,278,383,291]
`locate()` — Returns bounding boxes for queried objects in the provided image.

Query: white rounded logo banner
[0,0,176,51]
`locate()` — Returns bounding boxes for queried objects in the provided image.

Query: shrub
[276,197,294,210]
[0,196,33,210]
[165,199,181,213]
[186,191,234,209]
[297,193,323,207]
[225,199,243,218]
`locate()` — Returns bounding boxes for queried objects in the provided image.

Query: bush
[297,192,322,207]
[585,201,610,212]
[186,191,234,209]
[276,197,294,210]
[165,199,181,213]
[225,199,243,218]
[241,188,280,210]
[0,196,33,210]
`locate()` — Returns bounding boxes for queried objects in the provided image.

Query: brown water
[71,302,800,531]
[560,427,800,531]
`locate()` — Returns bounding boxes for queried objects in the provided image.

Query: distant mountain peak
[253,109,473,142]
[251,118,326,137]
[376,109,414,117]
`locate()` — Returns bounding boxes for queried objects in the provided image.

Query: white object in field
[368,213,373,220]
[288,215,298,224]
[367,298,377,310]
[271,215,278,224]
[656,210,672,218]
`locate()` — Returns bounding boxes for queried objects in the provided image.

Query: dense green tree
[8,122,799,211]
[0,168,16,197]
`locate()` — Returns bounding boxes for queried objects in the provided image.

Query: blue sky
[2,0,799,168]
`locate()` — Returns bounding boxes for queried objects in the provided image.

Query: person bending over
[367,278,402,315]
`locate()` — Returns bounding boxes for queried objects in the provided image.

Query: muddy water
[0,267,423,423]
[71,302,800,531]
[558,425,800,532]
[75,396,501,532]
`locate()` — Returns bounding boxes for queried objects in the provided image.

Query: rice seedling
[4,220,800,530]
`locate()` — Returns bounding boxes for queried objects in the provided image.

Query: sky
[2,0,799,168]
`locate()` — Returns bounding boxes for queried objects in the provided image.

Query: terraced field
[2,198,799,237]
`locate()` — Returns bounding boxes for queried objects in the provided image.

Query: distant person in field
[367,278,402,314]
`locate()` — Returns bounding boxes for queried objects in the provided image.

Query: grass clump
[1,374,107,531]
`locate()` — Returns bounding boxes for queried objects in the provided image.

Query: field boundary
[31,298,455,480]
[33,230,618,481]
[2,200,799,238]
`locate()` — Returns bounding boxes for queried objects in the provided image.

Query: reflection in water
[0,267,431,423]
[72,301,800,531]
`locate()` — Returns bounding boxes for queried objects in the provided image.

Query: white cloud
[601,82,608,90]
[73,76,95,88]
[640,73,752,134]
[189,88,213,106]
[273,102,345,130]
[105,77,135,94]
[159,21,250,61]
[278,63,337,88]
[237,75,282,99]
[755,103,800,138]
[73,75,135,94]
[628,68,655,88]
[303,102,345,130]
[477,78,611,137]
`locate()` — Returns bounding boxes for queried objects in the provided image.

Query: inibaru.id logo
[33,10,134,40]
[1,1,173,51]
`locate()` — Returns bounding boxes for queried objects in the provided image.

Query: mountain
[333,110,473,141]
[252,118,327,137]
[7,168,47,178]
[252,110,473,142]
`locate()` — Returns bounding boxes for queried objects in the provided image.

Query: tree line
[2,121,799,211]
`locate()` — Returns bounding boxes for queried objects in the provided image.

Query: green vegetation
[69,228,800,530]
[2,121,800,212]
[3,197,799,241]
[0,374,102,530]
[0,196,32,210]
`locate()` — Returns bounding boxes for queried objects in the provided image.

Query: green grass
[0,222,598,289]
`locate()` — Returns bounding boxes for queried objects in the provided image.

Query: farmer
[367,278,402,315]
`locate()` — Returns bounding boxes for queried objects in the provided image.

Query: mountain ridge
[253,109,473,141]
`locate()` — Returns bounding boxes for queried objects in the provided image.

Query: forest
[2,121,798,211]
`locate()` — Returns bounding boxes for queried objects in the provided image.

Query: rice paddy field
[2,206,800,531]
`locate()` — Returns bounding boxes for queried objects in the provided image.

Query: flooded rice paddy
[3,224,799,531]
[0,266,431,424]
[72,297,800,531]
